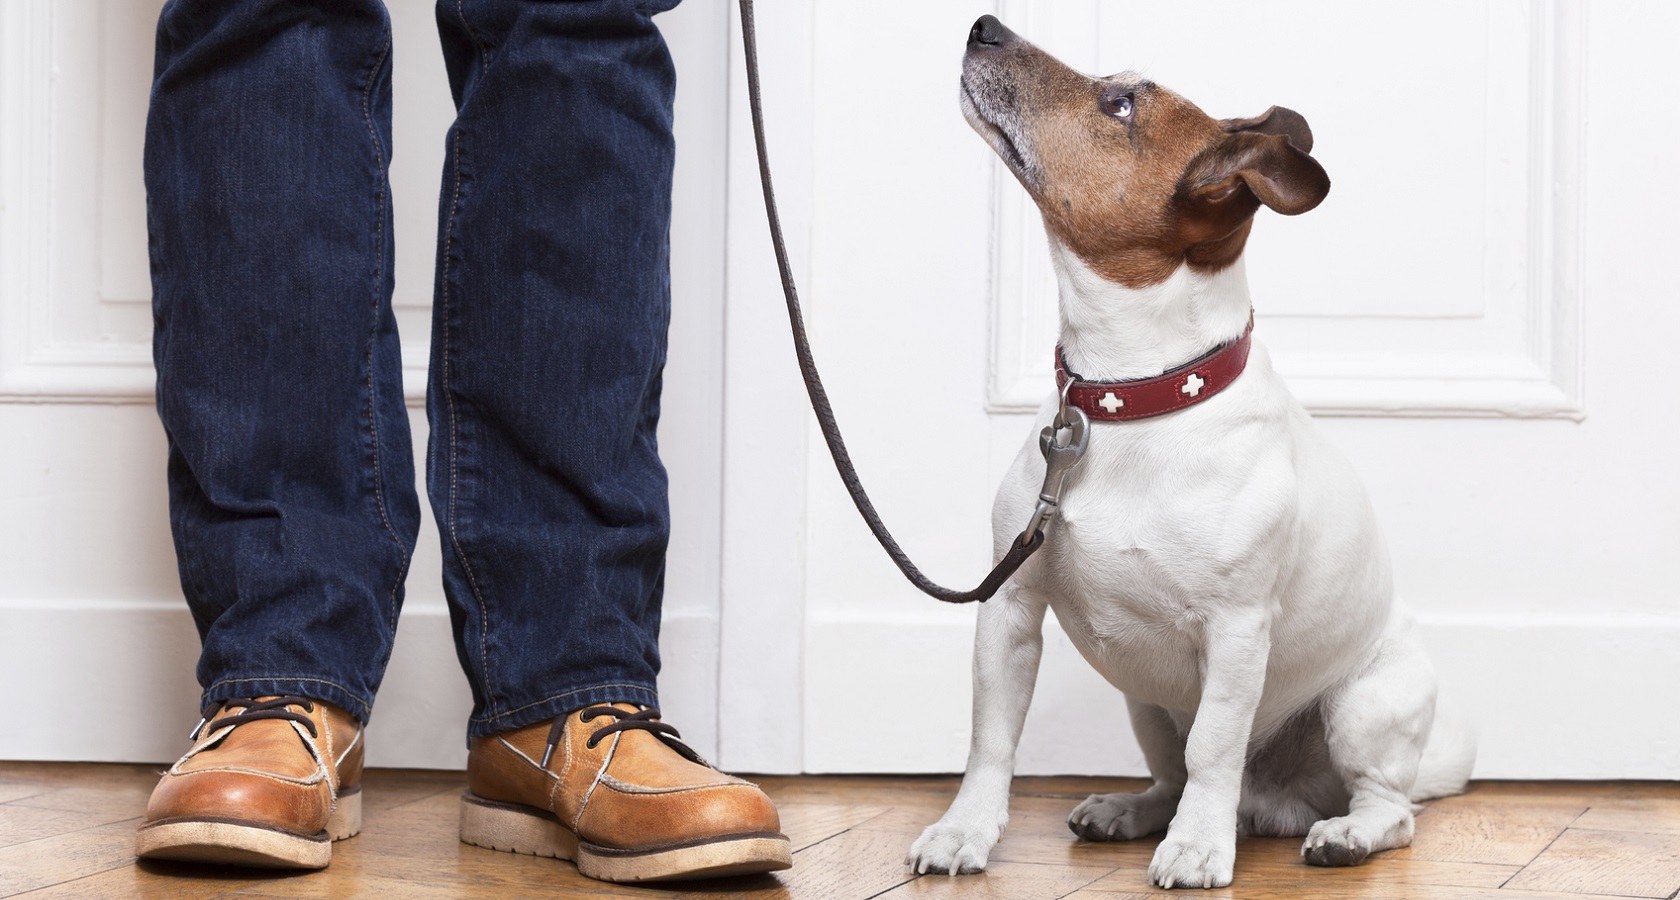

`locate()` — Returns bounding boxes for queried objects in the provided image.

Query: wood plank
[1572,798,1680,836]
[775,802,892,851]
[1391,798,1585,866]
[4,766,1680,899]
[0,783,50,804]
[1504,827,1680,898]
[0,805,128,847]
[750,775,959,812]
[1011,777,1153,799]
[1071,886,1646,900]
[877,860,1114,899]
[311,787,654,898]
[671,827,919,900]
[16,861,270,900]
[0,817,143,896]
[355,768,466,813]
[0,762,164,789]
[857,805,1162,873]
[1076,835,1523,896]
[5,783,153,817]
[205,873,633,900]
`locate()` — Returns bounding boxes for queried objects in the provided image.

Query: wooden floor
[1,764,1677,899]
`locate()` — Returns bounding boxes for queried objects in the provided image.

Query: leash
[737,0,1088,604]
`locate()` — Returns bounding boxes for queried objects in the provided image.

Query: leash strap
[738,0,1066,604]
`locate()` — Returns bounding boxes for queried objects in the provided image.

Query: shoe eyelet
[585,736,601,749]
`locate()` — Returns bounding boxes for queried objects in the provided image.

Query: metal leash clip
[1022,385,1090,546]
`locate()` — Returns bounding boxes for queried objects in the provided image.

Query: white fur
[905,244,1474,889]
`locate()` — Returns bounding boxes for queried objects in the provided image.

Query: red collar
[1054,316,1254,422]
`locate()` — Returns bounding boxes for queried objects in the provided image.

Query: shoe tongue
[182,698,319,777]
[601,718,719,785]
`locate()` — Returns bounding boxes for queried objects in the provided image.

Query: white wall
[3,0,1676,781]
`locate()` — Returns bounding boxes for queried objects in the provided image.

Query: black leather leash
[737,0,1087,604]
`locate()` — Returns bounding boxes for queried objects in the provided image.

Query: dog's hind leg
[1303,614,1437,867]
[907,585,1048,874]
[1068,698,1184,841]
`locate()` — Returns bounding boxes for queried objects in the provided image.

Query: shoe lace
[192,696,318,741]
[540,705,706,768]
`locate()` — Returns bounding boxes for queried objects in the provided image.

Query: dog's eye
[1103,93,1135,119]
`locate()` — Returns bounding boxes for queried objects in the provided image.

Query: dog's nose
[969,15,1008,48]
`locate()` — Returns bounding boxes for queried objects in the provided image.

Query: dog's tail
[1409,706,1476,802]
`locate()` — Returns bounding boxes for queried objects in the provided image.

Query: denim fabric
[146,0,679,737]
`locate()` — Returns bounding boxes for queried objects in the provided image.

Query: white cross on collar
[1097,392,1124,413]
[1181,373,1206,397]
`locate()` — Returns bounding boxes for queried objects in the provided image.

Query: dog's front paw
[1067,790,1176,841]
[1148,832,1235,889]
[905,816,1001,875]
[1301,816,1375,867]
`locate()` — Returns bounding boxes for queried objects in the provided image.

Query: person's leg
[428,1,791,881]
[429,0,674,738]
[147,0,418,724]
[139,0,415,868]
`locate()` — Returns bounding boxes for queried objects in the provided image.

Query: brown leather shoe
[460,703,791,882]
[135,696,364,868]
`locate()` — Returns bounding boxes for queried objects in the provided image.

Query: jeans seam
[441,124,498,718]
[469,683,659,726]
[357,21,408,633]
[455,0,491,73]
[206,676,371,717]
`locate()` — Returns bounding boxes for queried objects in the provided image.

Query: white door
[751,0,1680,779]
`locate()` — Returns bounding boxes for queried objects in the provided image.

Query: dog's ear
[1174,129,1330,244]
[1221,105,1314,154]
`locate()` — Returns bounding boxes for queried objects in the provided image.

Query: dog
[905,16,1475,890]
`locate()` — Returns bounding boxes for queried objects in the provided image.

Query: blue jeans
[146,0,679,738]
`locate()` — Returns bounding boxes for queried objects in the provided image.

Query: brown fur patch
[962,36,1327,289]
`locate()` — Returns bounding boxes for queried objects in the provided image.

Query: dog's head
[960,16,1329,289]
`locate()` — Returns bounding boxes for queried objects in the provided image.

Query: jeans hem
[202,677,374,726]
[468,682,659,740]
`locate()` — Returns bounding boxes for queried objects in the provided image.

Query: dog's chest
[1033,421,1296,707]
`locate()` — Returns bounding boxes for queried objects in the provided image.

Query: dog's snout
[969,15,1008,48]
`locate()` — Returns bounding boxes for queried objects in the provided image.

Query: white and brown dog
[906,16,1474,890]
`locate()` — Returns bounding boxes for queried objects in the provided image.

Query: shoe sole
[458,791,792,882]
[134,787,361,869]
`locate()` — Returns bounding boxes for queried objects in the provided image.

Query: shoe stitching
[550,719,574,813]
[167,766,324,788]
[173,723,239,772]
[596,773,745,795]
[497,736,561,784]
[320,711,336,793]
[336,728,363,769]
[572,731,619,833]
[312,713,344,811]
[289,719,331,778]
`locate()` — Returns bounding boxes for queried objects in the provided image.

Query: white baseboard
[802,608,1680,780]
[7,599,1674,779]
[0,600,719,771]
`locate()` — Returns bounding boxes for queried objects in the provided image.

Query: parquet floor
[1,763,1677,898]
